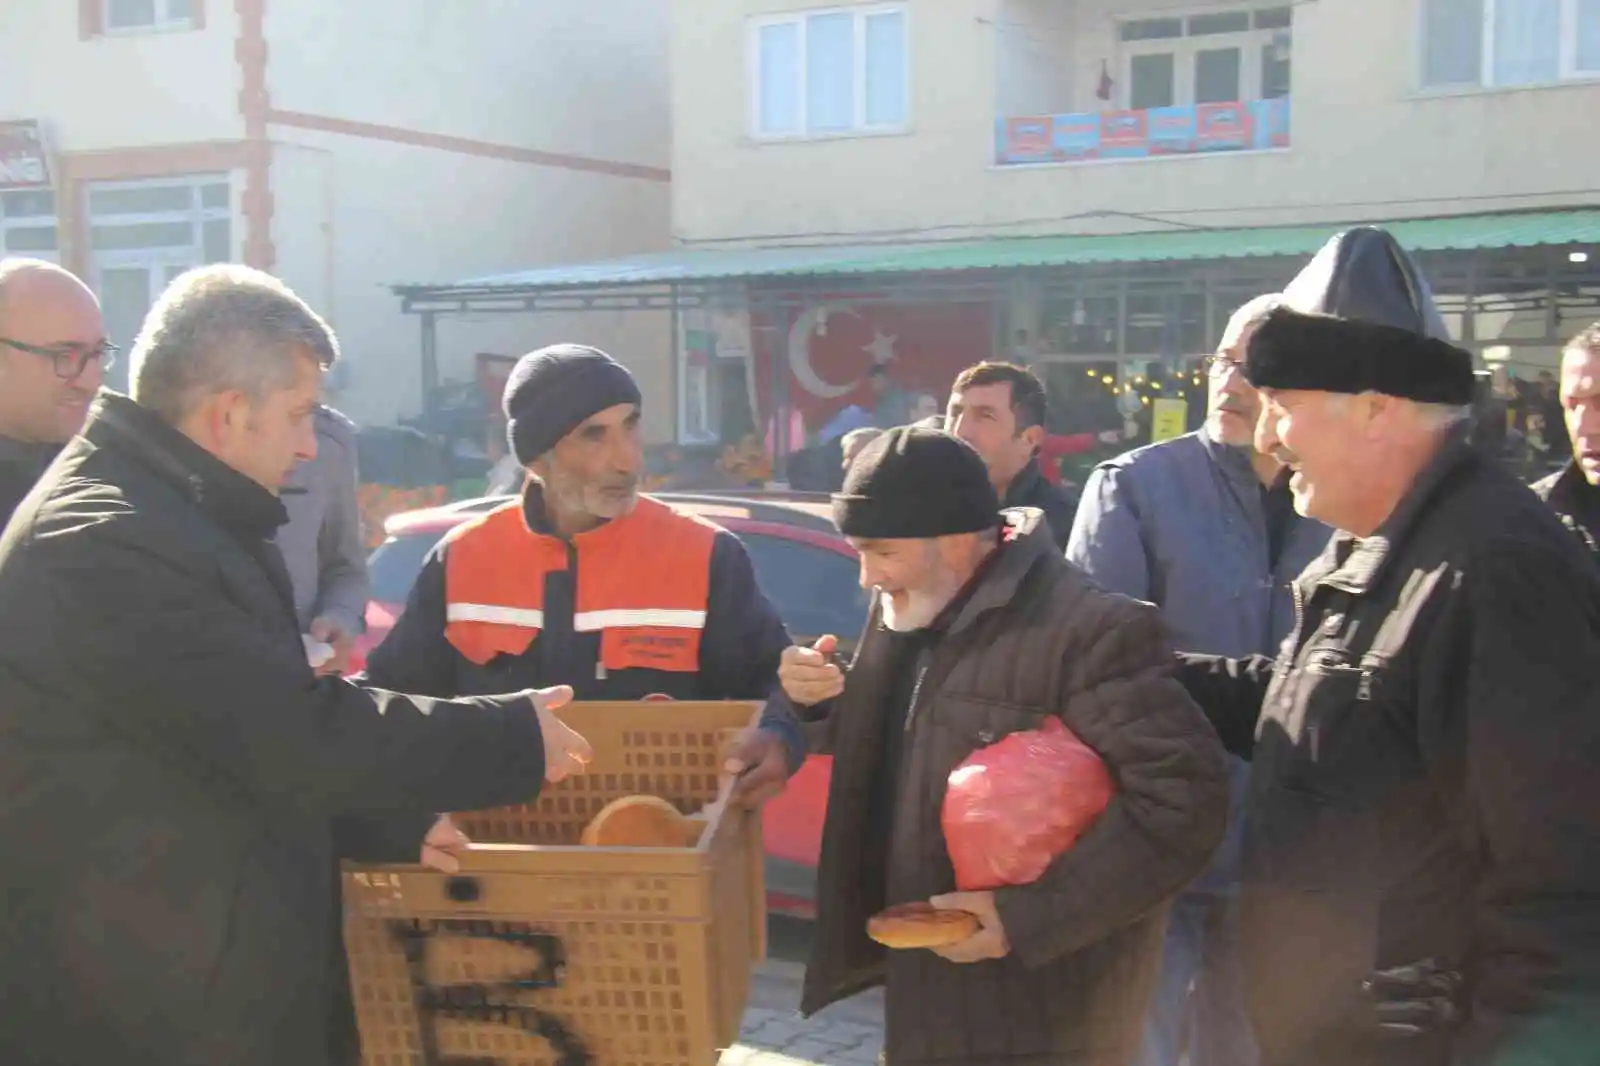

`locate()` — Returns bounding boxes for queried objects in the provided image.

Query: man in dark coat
[1531,322,1599,559]
[945,361,1080,551]
[1178,228,1600,1066]
[0,258,109,523]
[774,425,1230,1066]
[0,264,592,1066]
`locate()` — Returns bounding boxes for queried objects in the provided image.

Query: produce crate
[343,701,769,1066]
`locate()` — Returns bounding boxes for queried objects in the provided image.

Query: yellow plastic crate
[344,701,768,1066]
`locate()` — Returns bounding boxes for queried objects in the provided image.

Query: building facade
[0,0,673,433]
[386,0,1600,482]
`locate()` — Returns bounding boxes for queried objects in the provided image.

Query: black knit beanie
[832,425,1000,539]
[503,344,642,463]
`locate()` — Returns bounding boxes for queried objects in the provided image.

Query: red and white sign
[750,300,996,432]
[0,121,51,191]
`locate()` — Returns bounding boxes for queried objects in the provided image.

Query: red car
[354,491,868,919]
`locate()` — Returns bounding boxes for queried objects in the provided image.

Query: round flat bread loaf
[579,795,700,848]
[866,901,980,949]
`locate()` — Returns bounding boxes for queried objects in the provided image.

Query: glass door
[93,253,196,392]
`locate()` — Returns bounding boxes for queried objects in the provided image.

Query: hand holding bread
[868,891,1011,964]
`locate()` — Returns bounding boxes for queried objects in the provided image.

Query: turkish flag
[751,301,996,434]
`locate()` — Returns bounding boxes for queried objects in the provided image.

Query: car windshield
[367,529,449,605]
[738,532,870,642]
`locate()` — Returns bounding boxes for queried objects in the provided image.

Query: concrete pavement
[723,958,885,1066]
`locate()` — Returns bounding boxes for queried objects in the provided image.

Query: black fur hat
[1243,226,1475,404]
[1246,307,1476,405]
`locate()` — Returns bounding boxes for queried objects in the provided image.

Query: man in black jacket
[0,264,592,1066]
[945,361,1079,551]
[1531,322,1599,560]
[0,257,109,522]
[1179,229,1600,1066]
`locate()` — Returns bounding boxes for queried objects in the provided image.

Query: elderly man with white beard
[770,424,1230,1066]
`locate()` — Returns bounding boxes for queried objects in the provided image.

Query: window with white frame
[104,0,196,33]
[0,190,60,263]
[1422,0,1600,88]
[87,175,231,387]
[750,5,909,138]
[1120,7,1292,110]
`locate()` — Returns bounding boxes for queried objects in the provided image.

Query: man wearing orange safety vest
[363,344,804,807]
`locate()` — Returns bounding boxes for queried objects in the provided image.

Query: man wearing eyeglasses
[1066,294,1331,1066]
[0,258,112,524]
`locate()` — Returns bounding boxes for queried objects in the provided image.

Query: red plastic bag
[942,717,1115,891]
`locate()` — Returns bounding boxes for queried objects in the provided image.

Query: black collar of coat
[1001,457,1048,509]
[85,391,289,541]
[942,506,1055,638]
[1299,423,1478,597]
[1534,461,1600,556]
[0,433,62,480]
[1533,460,1594,511]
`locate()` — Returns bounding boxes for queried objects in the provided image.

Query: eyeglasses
[1201,353,1244,378]
[0,337,120,379]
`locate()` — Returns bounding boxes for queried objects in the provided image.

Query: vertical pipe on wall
[419,310,439,430]
[668,288,682,446]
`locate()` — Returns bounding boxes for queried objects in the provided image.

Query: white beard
[879,585,957,633]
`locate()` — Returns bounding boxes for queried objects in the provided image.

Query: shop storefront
[394,209,1600,488]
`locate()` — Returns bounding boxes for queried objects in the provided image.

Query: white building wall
[671,0,1600,245]
[262,0,674,432]
[0,0,672,431]
[0,4,243,151]
[265,128,672,434]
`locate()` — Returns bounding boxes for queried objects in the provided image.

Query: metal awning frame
[395,270,1018,317]
[399,245,1600,451]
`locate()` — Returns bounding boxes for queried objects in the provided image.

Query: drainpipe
[419,310,439,432]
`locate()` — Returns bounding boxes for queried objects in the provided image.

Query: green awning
[397,209,1600,296]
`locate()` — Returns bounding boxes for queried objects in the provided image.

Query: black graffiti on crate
[389,918,591,1066]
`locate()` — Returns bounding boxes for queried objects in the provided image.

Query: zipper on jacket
[903,663,930,734]
[1285,579,1309,659]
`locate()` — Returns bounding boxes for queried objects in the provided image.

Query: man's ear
[1020,423,1046,452]
[1358,391,1397,439]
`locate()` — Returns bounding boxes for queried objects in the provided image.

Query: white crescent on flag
[787,304,860,399]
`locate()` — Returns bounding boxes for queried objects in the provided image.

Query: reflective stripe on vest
[572,608,706,632]
[446,603,546,628]
[442,495,717,673]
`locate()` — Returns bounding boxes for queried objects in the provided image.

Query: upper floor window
[0,190,59,263]
[750,6,909,138]
[1119,7,1292,110]
[104,0,197,33]
[1422,0,1600,88]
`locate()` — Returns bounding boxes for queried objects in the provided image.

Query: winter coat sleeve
[310,428,370,636]
[1173,653,1274,759]
[993,601,1230,968]
[331,812,438,863]
[700,530,806,772]
[1420,541,1600,1062]
[38,520,548,820]
[359,545,459,698]
[1065,465,1151,600]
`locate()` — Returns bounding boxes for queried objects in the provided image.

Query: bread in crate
[343,701,767,1066]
